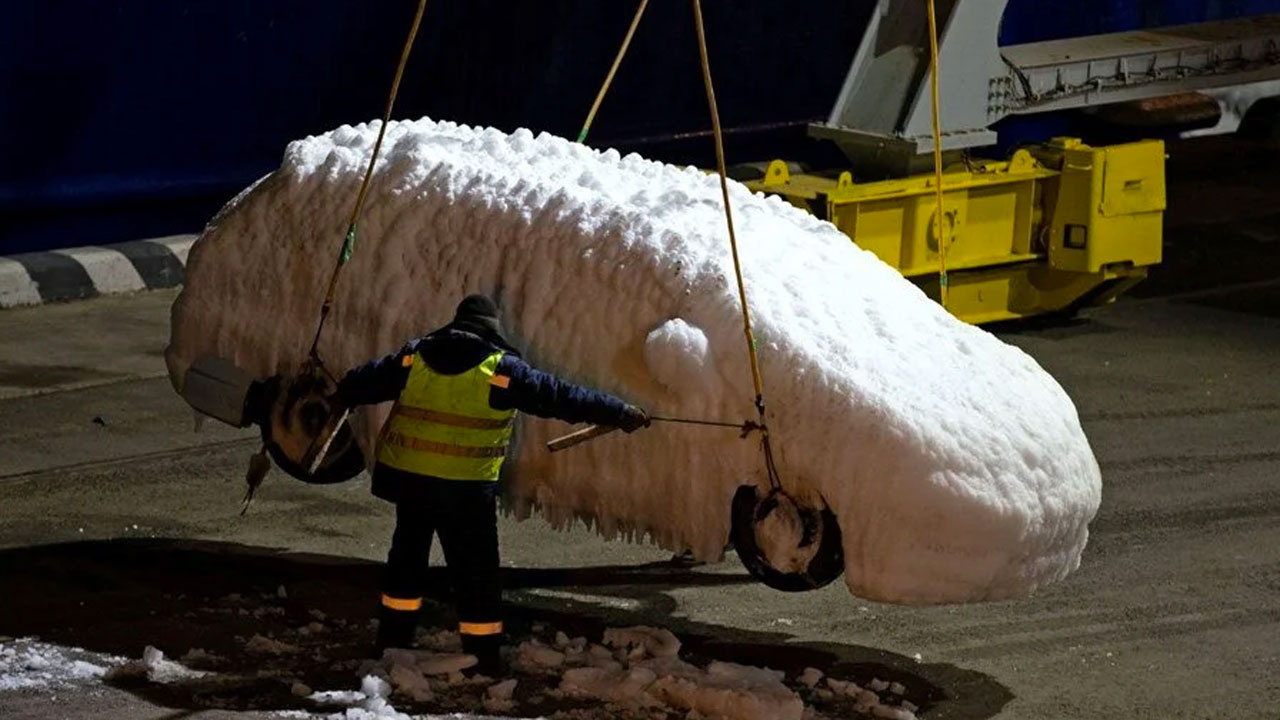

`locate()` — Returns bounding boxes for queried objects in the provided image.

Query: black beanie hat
[453,294,500,326]
[446,294,514,352]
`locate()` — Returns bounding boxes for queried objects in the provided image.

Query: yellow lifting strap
[926,0,950,308]
[308,0,430,363]
[577,0,651,145]
[691,0,782,490]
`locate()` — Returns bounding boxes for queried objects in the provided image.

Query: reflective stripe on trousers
[459,621,503,636]
[381,594,423,612]
[381,485,503,646]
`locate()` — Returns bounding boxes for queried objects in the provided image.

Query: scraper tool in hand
[547,415,755,452]
[547,423,620,452]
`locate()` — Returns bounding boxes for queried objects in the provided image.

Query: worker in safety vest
[334,294,649,674]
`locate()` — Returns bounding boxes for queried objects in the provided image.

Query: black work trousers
[379,478,502,650]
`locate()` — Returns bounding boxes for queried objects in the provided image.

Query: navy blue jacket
[337,328,630,502]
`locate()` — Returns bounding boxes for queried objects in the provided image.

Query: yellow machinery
[740,138,1165,324]
[726,5,1280,324]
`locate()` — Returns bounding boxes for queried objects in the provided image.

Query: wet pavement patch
[0,539,1013,719]
[0,362,126,389]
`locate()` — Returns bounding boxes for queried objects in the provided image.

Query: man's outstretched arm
[335,342,416,407]
[491,355,648,431]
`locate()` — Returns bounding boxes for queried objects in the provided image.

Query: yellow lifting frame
[746,138,1165,325]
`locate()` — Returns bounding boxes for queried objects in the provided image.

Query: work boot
[461,633,504,678]
[375,606,420,653]
[670,543,735,566]
[669,549,702,566]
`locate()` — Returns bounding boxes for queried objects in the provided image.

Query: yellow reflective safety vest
[376,351,516,481]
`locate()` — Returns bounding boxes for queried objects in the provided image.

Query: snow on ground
[0,638,117,691]
[279,671,518,720]
[3,616,925,720]
[167,117,1101,604]
[103,644,208,683]
[305,624,920,720]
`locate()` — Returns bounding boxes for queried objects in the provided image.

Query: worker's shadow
[0,538,1013,719]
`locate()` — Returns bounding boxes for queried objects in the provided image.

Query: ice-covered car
[167,118,1101,605]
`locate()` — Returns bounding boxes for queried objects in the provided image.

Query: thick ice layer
[1182,79,1280,138]
[166,117,1101,604]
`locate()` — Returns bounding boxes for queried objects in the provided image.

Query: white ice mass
[1182,79,1280,138]
[166,117,1102,604]
[0,639,113,691]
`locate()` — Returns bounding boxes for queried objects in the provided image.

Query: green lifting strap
[576,0,650,145]
[307,0,429,364]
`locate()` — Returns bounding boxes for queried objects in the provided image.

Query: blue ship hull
[3,0,1278,253]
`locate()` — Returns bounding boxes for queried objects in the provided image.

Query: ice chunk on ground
[871,705,917,720]
[633,655,704,681]
[308,672,516,720]
[561,648,801,720]
[420,653,476,676]
[646,661,802,720]
[483,678,519,713]
[350,675,410,720]
[486,677,518,701]
[707,661,785,687]
[797,667,823,688]
[381,648,444,702]
[167,117,1101,604]
[309,688,367,704]
[560,666,658,706]
[586,644,615,665]
[417,628,461,652]
[602,626,681,659]
[825,678,855,696]
[383,648,477,676]
[104,646,206,683]
[515,640,566,669]
[179,647,217,664]
[244,634,300,655]
[552,631,588,654]
[388,662,433,702]
[856,688,880,706]
[481,695,515,714]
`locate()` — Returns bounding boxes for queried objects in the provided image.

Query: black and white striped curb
[0,235,195,309]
